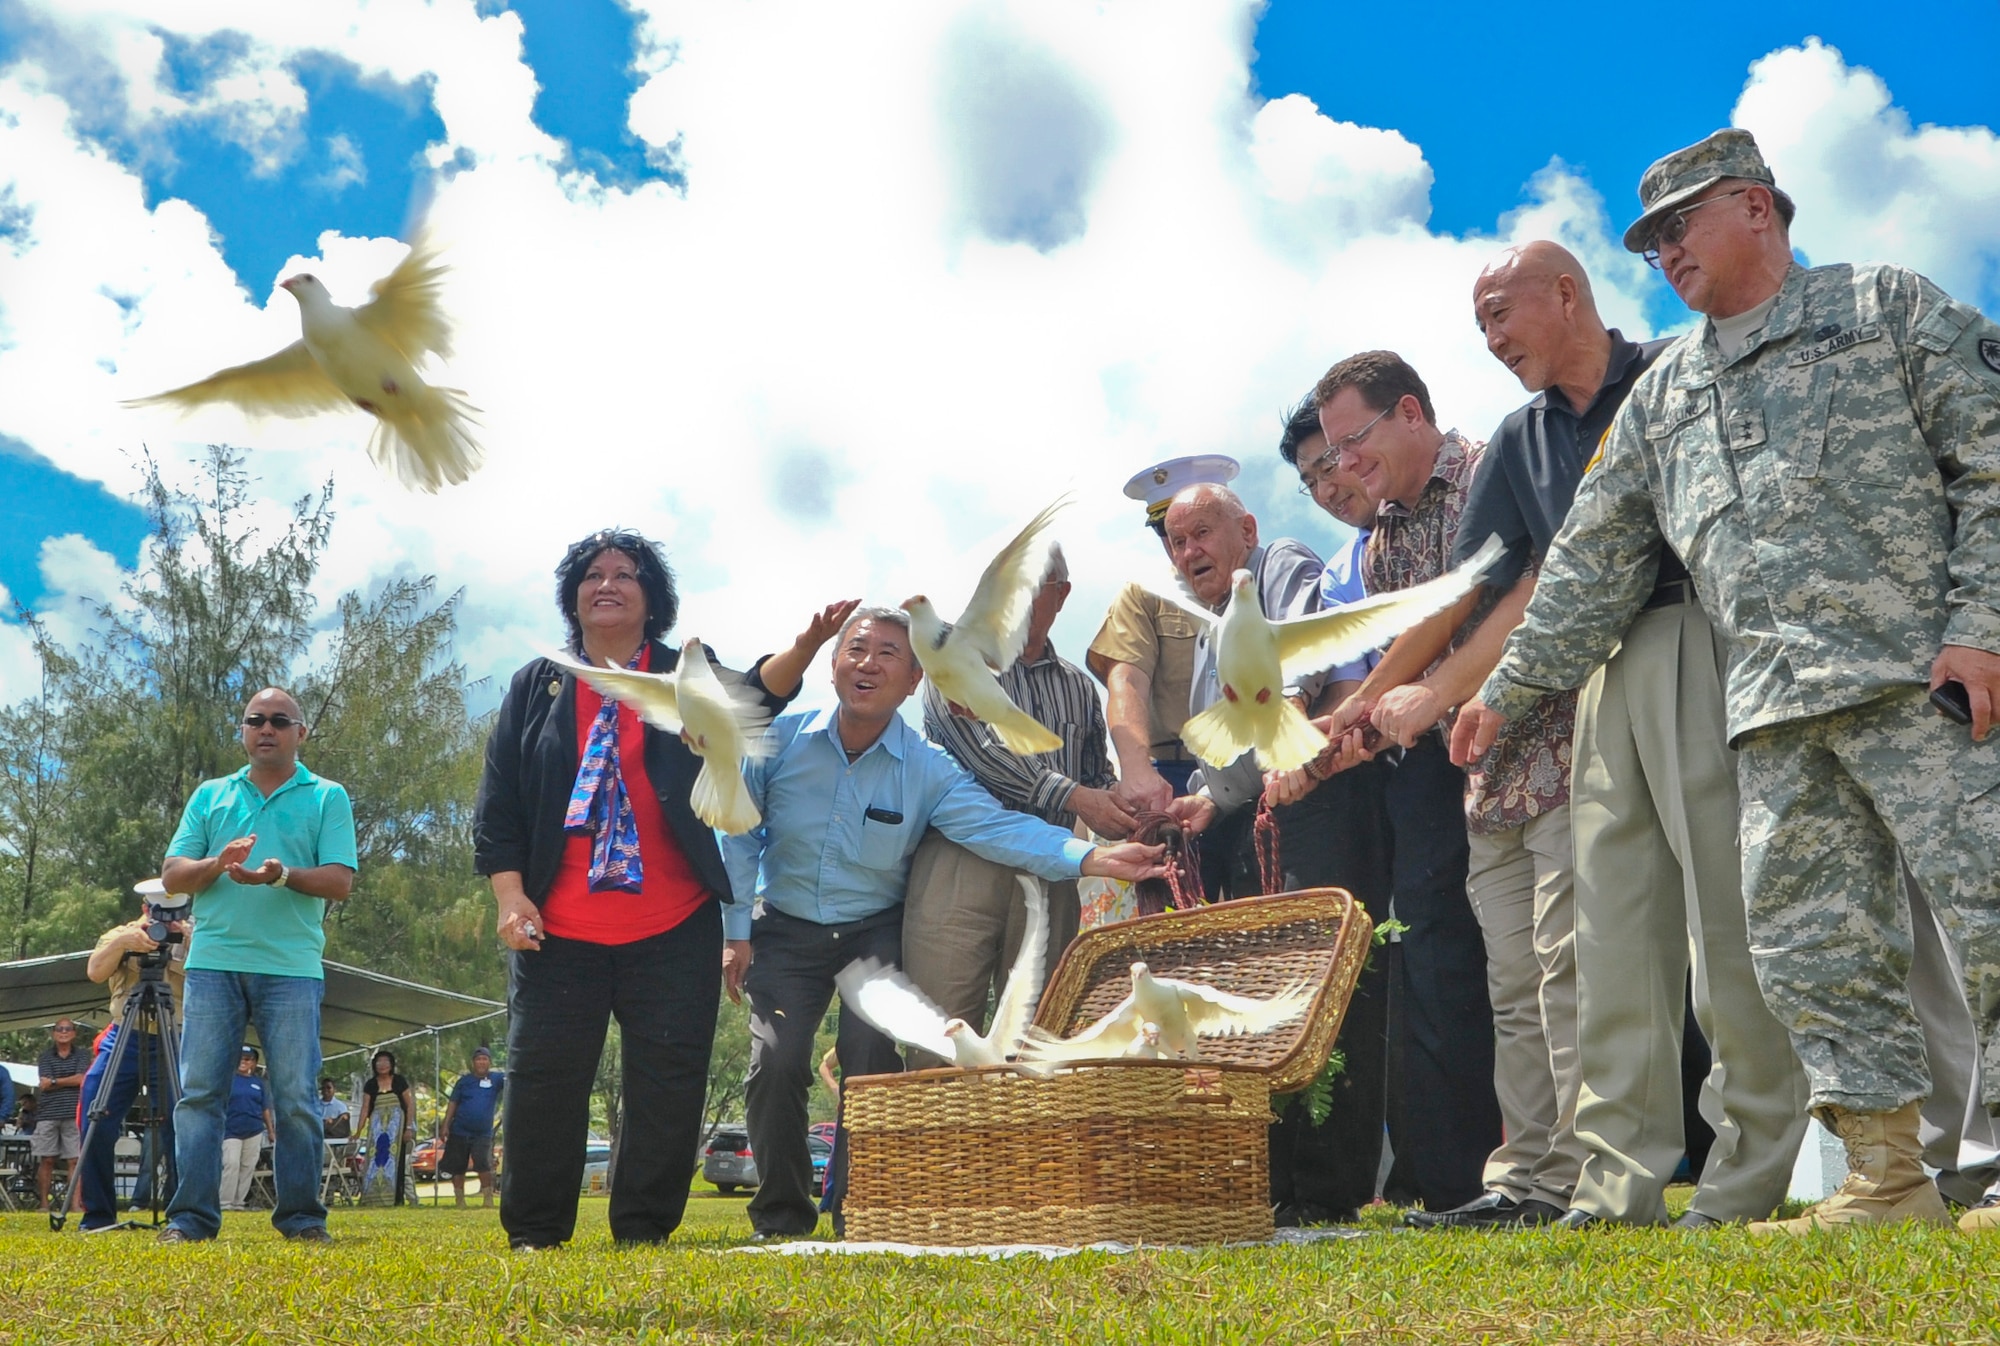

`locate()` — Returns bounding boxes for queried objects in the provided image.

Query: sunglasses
[1642,188,1749,269]
[242,714,303,729]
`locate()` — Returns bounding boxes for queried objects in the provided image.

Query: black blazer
[472,640,790,907]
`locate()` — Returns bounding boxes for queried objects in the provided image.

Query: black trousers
[1387,735,1501,1210]
[1209,760,1394,1218]
[743,906,903,1237]
[500,902,722,1247]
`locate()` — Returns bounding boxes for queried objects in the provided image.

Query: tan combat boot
[1748,1102,1950,1234]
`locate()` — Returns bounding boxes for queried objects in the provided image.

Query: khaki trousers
[220,1132,264,1211]
[1908,870,2000,1204]
[900,831,1079,1069]
[1568,601,1809,1224]
[1466,805,1582,1208]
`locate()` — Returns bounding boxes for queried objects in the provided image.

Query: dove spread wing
[985,878,1049,1058]
[836,959,957,1060]
[544,650,683,733]
[1020,994,1143,1062]
[353,229,455,362]
[1272,533,1508,683]
[124,341,352,419]
[1174,978,1317,1038]
[951,496,1069,671]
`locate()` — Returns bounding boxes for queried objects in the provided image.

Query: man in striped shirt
[902,548,1130,1065]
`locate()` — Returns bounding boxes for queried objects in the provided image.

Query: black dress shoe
[1411,1194,1565,1230]
[1670,1210,1727,1231]
[1552,1209,1602,1230]
[1403,1191,1517,1229]
[1276,1201,1356,1228]
[284,1226,334,1244]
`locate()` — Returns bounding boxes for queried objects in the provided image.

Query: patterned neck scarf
[563,646,646,894]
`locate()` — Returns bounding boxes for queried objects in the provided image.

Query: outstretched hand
[797,599,862,654]
[1449,698,1506,767]
[1081,841,1167,882]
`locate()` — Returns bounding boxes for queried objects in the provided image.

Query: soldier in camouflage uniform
[1454,129,2000,1234]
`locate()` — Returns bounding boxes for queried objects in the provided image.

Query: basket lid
[1029,887,1372,1093]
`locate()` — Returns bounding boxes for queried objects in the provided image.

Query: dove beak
[900,596,924,612]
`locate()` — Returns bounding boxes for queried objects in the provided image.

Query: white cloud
[2,5,1991,723]
[1735,38,2000,306]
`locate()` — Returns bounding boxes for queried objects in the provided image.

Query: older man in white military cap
[1458,127,2000,1233]
[1087,455,1242,810]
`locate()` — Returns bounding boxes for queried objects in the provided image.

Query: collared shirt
[166,761,358,979]
[1088,583,1203,760]
[447,1071,505,1137]
[720,709,1095,941]
[921,639,1114,828]
[225,1072,269,1140]
[1319,529,1377,682]
[1483,262,2000,742]
[1188,538,1328,813]
[1454,332,1682,594]
[1447,338,1670,833]
[95,920,188,1025]
[1364,430,1564,833]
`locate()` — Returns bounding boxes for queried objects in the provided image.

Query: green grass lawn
[2,1187,1994,1344]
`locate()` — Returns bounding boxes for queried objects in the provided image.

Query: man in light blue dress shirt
[720,606,1164,1239]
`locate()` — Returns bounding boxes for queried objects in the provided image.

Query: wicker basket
[842,886,1373,1246]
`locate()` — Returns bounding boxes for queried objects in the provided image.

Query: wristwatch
[272,864,291,889]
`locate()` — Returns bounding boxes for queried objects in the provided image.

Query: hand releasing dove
[836,877,1050,1069]
[545,640,771,835]
[1017,961,1315,1069]
[901,497,1069,756]
[125,223,483,492]
[1162,534,1506,774]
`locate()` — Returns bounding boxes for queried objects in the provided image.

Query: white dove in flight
[125,225,483,492]
[545,640,772,835]
[836,877,1051,1068]
[1017,961,1315,1069]
[901,497,1069,756]
[1158,534,1507,774]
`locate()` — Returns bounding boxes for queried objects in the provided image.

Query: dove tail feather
[984,704,1064,756]
[690,759,761,836]
[1175,700,1259,774]
[1258,700,1332,774]
[370,385,485,493]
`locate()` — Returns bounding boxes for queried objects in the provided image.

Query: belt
[1641,578,1695,611]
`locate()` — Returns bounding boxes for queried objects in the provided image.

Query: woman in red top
[474,527,852,1249]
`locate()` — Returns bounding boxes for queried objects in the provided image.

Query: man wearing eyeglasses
[1459,128,2000,1233]
[157,688,357,1244]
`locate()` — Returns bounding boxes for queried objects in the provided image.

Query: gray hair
[837,605,910,645]
[1043,545,1069,586]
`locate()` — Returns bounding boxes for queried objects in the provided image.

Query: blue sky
[1,0,1995,703]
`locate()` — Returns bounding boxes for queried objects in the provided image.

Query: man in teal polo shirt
[159,687,357,1244]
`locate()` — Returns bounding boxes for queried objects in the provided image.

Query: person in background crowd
[440,1047,505,1208]
[221,1046,274,1212]
[33,1018,86,1213]
[319,1079,350,1139]
[357,1049,415,1207]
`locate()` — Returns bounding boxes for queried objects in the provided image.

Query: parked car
[410,1137,445,1182]
[580,1139,612,1195]
[700,1129,833,1197]
[807,1121,837,1146]
[703,1128,756,1193]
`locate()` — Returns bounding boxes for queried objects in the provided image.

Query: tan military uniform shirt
[1088,583,1201,761]
[1483,262,2000,741]
[96,920,188,1026]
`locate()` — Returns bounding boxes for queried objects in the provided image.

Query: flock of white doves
[127,219,1503,1065]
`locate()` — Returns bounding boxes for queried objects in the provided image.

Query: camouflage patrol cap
[1622,128,1795,253]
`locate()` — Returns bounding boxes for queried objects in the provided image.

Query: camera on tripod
[134,877,191,953]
